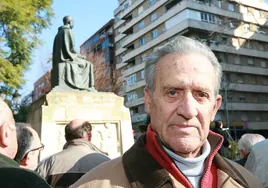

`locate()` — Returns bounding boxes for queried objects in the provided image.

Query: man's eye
[197,92,208,98]
[168,90,177,97]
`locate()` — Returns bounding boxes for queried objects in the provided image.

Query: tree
[87,52,121,95]
[0,0,54,107]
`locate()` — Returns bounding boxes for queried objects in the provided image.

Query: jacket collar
[122,126,247,188]
[0,153,19,168]
[63,139,108,155]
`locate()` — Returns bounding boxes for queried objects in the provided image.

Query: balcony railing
[125,97,144,107]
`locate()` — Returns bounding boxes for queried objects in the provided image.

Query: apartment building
[80,19,115,73]
[33,71,51,102]
[114,0,268,137]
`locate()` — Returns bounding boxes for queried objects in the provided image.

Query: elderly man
[245,139,268,187]
[36,119,110,187]
[236,133,265,166]
[14,123,44,170]
[71,37,262,188]
[0,98,50,187]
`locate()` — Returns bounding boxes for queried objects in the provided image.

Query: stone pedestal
[27,91,134,160]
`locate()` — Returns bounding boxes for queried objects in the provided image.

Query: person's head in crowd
[238,133,265,158]
[65,119,92,142]
[214,120,223,129]
[14,123,44,170]
[144,36,222,158]
[0,98,17,159]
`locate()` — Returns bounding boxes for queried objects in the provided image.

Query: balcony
[114,19,125,29]
[122,1,187,48]
[122,19,189,62]
[120,0,169,34]
[121,0,143,20]
[220,102,268,111]
[115,33,126,43]
[248,122,268,130]
[226,83,268,93]
[116,62,127,69]
[125,97,144,108]
[115,47,126,56]
[122,62,145,77]
[131,113,147,123]
[187,0,268,27]
[119,0,125,5]
[125,79,146,93]
[221,63,268,76]
[114,6,121,16]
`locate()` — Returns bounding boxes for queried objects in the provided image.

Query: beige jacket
[71,134,263,188]
[36,139,110,187]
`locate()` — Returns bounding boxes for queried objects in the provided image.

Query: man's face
[145,53,222,157]
[27,128,43,170]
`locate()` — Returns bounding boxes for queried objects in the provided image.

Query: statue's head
[63,16,74,29]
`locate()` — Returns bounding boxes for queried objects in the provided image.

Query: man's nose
[176,93,198,120]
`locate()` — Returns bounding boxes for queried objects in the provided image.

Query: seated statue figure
[51,16,95,91]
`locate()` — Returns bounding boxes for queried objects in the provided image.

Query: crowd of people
[0,36,267,187]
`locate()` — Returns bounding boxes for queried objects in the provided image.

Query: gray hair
[144,36,222,95]
[14,123,33,163]
[238,133,265,153]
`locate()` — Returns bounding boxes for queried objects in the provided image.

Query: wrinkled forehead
[0,101,15,125]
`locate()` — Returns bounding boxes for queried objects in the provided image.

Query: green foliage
[227,140,240,160]
[0,0,54,89]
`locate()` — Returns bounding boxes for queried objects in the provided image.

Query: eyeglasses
[21,143,45,160]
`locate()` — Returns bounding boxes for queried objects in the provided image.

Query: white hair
[238,134,265,153]
[144,36,222,95]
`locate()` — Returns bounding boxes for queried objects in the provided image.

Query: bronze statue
[51,16,95,91]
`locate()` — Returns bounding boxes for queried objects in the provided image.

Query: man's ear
[211,95,222,122]
[88,131,92,141]
[0,124,10,147]
[20,154,29,166]
[144,88,152,115]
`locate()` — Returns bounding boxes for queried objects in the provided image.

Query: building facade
[114,0,268,137]
[80,19,115,70]
[33,71,51,102]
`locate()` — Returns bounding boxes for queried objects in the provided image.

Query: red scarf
[145,124,221,188]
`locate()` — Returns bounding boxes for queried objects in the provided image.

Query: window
[138,6,143,14]
[234,55,240,64]
[244,24,250,32]
[127,92,138,102]
[248,58,254,65]
[228,3,235,12]
[240,5,248,14]
[201,12,216,24]
[217,0,221,8]
[139,37,146,45]
[237,75,243,83]
[201,13,208,22]
[151,12,157,22]
[138,20,144,30]
[141,54,147,62]
[208,14,216,24]
[141,70,145,79]
[127,74,137,86]
[239,96,245,102]
[260,60,266,68]
[124,3,129,10]
[254,9,260,18]
[149,0,156,6]
[151,29,158,39]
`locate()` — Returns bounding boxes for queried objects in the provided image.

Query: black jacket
[0,153,51,188]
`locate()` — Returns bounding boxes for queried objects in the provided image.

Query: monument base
[28,91,134,160]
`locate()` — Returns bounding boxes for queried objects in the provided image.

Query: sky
[22,0,118,96]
